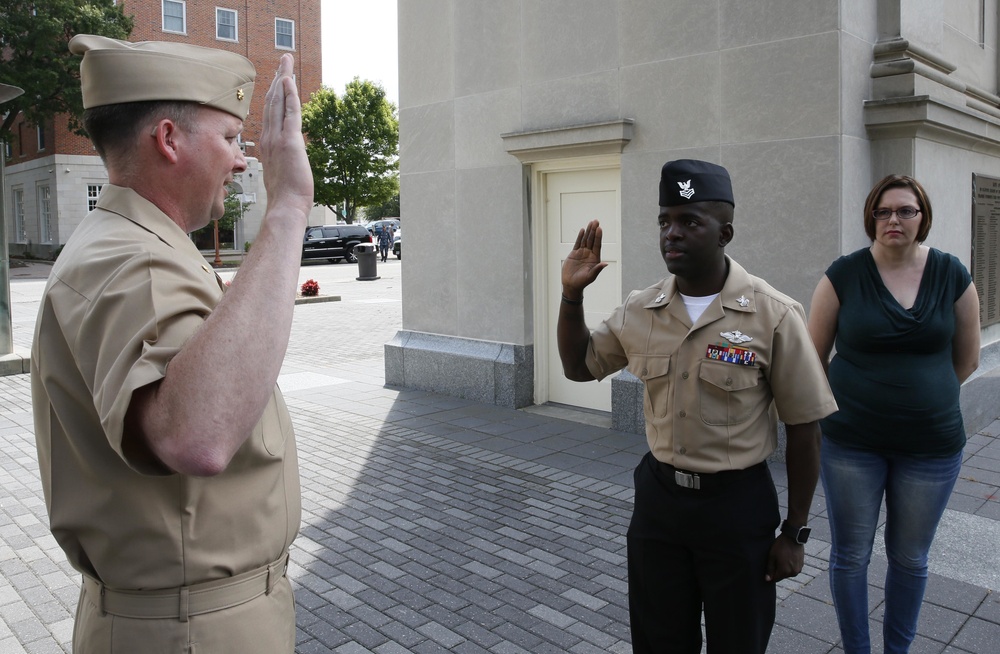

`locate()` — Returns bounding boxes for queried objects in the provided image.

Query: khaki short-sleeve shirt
[586,256,837,473]
[31,185,300,589]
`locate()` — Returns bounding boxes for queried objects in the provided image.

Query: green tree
[191,187,251,249]
[364,193,400,221]
[0,0,134,141]
[302,78,399,223]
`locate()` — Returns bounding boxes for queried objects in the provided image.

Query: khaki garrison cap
[69,34,255,120]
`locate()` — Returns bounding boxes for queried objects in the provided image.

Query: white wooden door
[544,167,621,411]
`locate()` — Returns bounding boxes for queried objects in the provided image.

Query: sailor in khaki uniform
[558,160,837,654]
[30,35,313,653]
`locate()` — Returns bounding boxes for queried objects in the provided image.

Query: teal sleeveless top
[820,247,971,456]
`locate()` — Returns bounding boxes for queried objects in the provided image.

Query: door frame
[531,155,622,407]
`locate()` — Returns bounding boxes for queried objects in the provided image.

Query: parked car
[365,219,400,238]
[392,229,401,259]
[301,224,372,263]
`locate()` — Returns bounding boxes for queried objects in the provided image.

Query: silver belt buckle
[674,470,701,490]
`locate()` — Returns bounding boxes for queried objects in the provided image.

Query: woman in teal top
[808,174,981,654]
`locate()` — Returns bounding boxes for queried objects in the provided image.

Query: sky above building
[321,0,398,106]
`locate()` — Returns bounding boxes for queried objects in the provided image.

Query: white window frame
[216,7,237,42]
[36,124,45,151]
[12,187,25,243]
[87,184,103,212]
[275,18,295,50]
[38,184,52,243]
[162,0,186,34]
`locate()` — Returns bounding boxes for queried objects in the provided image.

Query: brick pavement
[1,258,998,653]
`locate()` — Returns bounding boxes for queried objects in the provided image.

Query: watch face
[781,522,810,544]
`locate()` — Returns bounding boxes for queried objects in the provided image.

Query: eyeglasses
[872,206,921,220]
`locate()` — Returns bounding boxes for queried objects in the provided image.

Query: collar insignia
[237,89,245,101]
[677,179,695,199]
[737,295,750,307]
[721,330,753,344]
[654,293,666,303]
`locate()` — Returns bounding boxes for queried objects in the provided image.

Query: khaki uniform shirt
[31,185,301,590]
[586,256,837,473]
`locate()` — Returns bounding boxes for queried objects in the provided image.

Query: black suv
[302,224,372,263]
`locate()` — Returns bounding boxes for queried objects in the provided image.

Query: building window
[87,184,103,212]
[275,18,294,49]
[12,187,25,243]
[163,0,186,34]
[38,184,52,243]
[36,124,45,151]
[216,8,237,42]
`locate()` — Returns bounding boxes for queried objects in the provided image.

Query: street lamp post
[213,219,222,267]
[0,83,26,358]
[0,141,13,355]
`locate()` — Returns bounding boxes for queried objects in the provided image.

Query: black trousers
[627,453,780,654]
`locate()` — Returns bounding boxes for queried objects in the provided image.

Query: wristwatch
[780,520,811,544]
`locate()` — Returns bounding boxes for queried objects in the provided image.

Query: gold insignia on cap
[237,89,244,101]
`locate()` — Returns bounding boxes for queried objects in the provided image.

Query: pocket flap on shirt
[699,360,759,391]
[629,355,670,380]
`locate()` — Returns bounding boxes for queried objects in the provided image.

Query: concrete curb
[294,294,341,305]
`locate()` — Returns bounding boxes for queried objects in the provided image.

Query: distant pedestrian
[378,225,393,262]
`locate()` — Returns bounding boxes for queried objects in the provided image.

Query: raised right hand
[259,53,314,221]
[562,220,609,296]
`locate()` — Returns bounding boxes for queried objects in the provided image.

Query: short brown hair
[863,174,933,242]
[83,100,197,163]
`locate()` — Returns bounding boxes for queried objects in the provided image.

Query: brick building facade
[4,0,322,258]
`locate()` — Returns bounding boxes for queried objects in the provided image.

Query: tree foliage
[0,0,134,140]
[220,187,251,232]
[190,187,251,245]
[302,78,399,223]
[364,194,400,221]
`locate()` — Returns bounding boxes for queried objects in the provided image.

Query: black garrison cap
[659,159,735,207]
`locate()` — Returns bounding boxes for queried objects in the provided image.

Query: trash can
[354,243,380,281]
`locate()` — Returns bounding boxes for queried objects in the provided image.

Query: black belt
[656,459,767,491]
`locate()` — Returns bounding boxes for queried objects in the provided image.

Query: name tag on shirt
[706,343,756,366]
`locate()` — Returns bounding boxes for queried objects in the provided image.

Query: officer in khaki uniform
[31,35,313,653]
[558,160,837,654]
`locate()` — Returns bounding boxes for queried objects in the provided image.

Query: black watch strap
[780,520,811,544]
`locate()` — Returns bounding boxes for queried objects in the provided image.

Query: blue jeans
[820,437,962,654]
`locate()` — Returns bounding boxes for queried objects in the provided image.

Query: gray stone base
[385,332,1000,449]
[960,339,1000,438]
[0,350,30,376]
[384,331,533,408]
[610,370,645,435]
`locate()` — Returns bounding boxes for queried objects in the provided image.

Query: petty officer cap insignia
[69,34,256,120]
[659,159,735,208]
